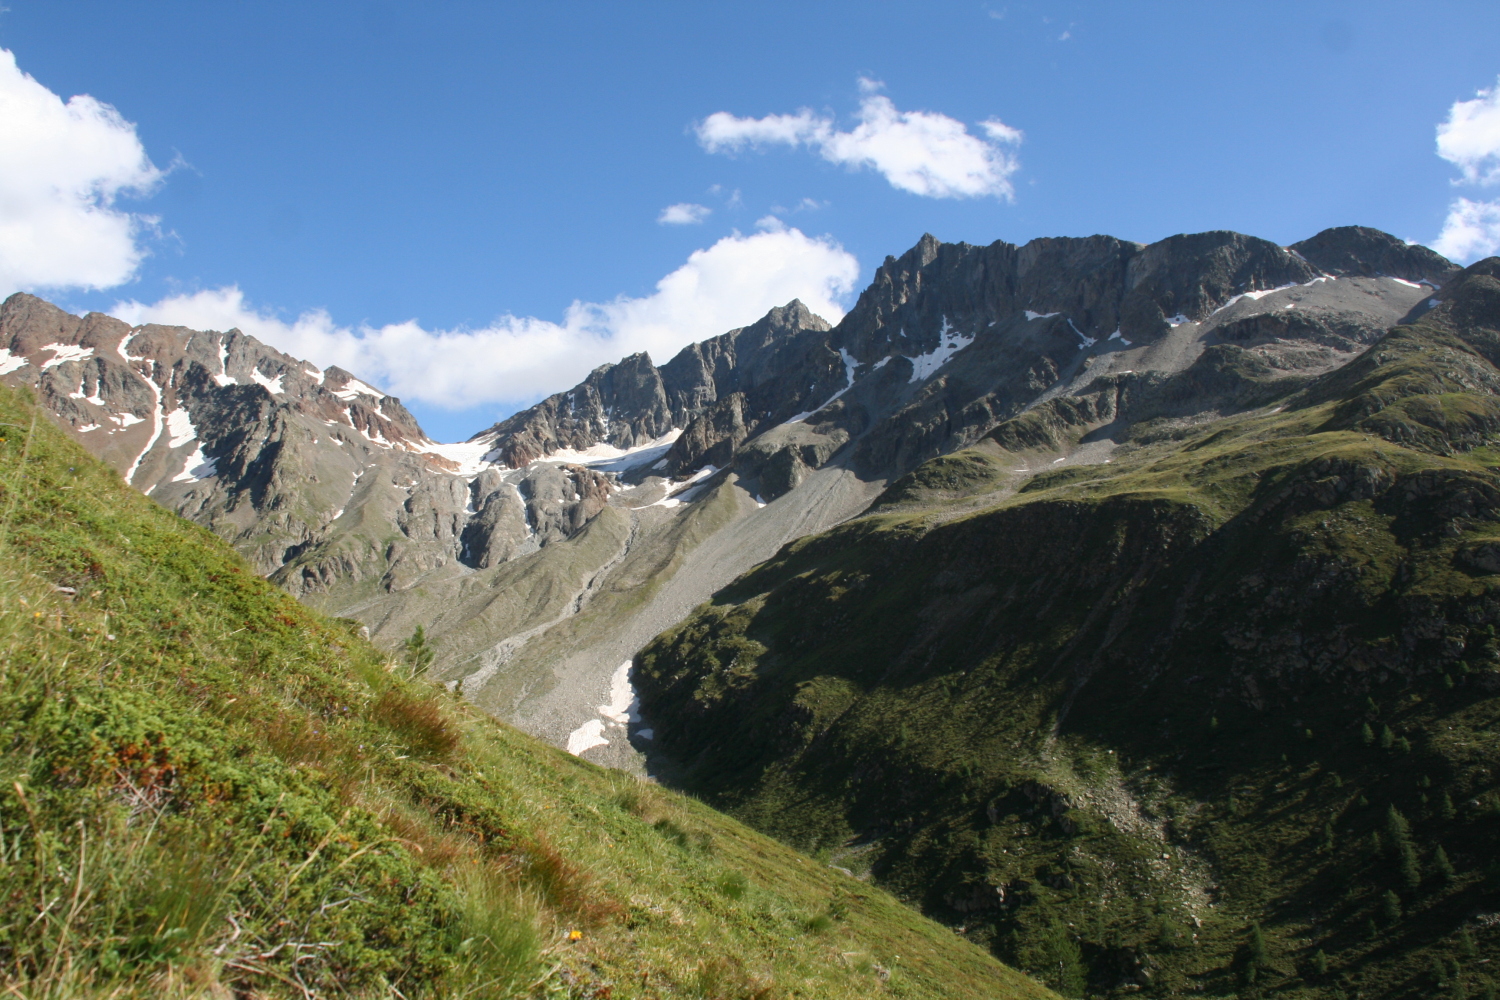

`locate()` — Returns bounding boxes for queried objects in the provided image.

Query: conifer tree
[1399,840,1422,891]
[1386,805,1410,844]
[1442,792,1458,821]
[404,624,435,674]
[1243,922,1271,984]
[1382,890,1402,924]
[1380,725,1395,750]
[1361,722,1375,745]
[1322,822,1336,853]
[1435,845,1456,884]
[1311,949,1329,976]
[1460,925,1478,960]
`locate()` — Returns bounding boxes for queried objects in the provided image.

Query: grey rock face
[0,293,615,601]
[1288,225,1459,284]
[477,300,836,470]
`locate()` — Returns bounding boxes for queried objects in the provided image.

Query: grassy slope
[635,264,1500,999]
[0,384,1052,1000]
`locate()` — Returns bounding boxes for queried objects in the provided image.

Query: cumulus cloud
[1432,197,1500,262]
[1438,76,1500,186]
[0,48,163,295]
[657,202,711,225]
[1432,77,1500,263]
[696,78,1022,200]
[112,226,860,412]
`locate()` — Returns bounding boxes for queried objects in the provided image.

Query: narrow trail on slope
[459,511,639,697]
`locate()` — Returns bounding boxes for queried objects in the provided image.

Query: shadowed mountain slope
[633,259,1500,998]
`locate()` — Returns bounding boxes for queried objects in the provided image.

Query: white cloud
[1432,197,1500,262]
[1438,76,1500,186]
[0,48,163,295]
[111,227,860,413]
[657,202,711,225]
[696,78,1022,200]
[1431,77,1500,263]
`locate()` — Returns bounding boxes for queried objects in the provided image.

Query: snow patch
[1025,310,1060,321]
[0,349,26,376]
[1166,314,1191,326]
[123,364,165,487]
[213,341,235,386]
[1387,277,1423,289]
[1067,319,1097,350]
[164,408,197,448]
[40,344,94,368]
[1209,280,1309,318]
[171,444,218,483]
[76,423,101,433]
[540,429,682,473]
[565,720,609,756]
[113,412,144,428]
[250,369,285,395]
[599,660,640,725]
[420,439,502,477]
[906,316,975,383]
[1106,329,1133,346]
[872,355,891,369]
[331,376,383,400]
[636,465,718,509]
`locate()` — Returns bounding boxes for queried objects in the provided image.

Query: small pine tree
[1382,890,1402,925]
[1436,846,1456,884]
[1441,792,1458,821]
[1444,673,1455,689]
[1247,922,1270,979]
[1398,736,1413,754]
[1358,794,1370,808]
[1434,956,1449,987]
[404,624,435,674]
[1366,917,1379,941]
[1361,722,1375,745]
[1421,775,1433,789]
[1210,715,1219,731]
[1371,830,1385,856]
[1399,841,1422,891]
[1322,822,1337,853]
[1311,949,1329,976]
[1387,805,1411,844]
[1460,925,1478,960]
[1366,695,1380,716]
[1380,724,1395,750]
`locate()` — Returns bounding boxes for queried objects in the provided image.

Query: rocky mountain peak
[1288,225,1459,284]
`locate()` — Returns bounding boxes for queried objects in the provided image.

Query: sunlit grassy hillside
[0,382,1053,1000]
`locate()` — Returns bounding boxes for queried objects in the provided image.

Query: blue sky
[2,1,1499,441]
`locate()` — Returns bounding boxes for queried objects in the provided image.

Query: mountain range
[4,224,1496,997]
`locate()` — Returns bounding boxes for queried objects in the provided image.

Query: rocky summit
[4,225,1497,999]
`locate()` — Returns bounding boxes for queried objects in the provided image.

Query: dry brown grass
[370,687,460,760]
